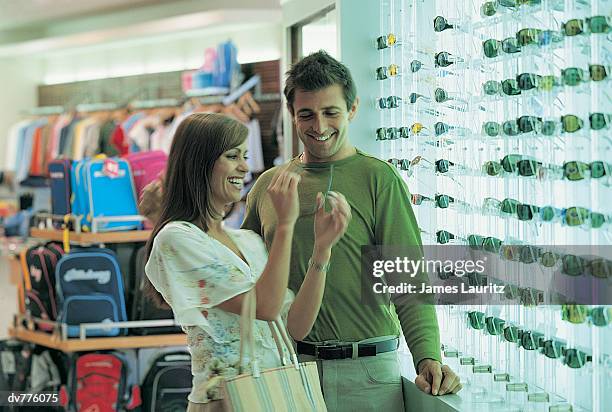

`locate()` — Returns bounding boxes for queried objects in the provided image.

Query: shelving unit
[30,228,152,244]
[9,327,186,352]
[9,228,185,353]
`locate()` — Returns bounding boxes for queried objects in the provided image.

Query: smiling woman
[142,111,350,410]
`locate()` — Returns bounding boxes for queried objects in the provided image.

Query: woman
[144,113,350,411]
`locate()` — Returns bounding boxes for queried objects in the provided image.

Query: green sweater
[242,150,441,370]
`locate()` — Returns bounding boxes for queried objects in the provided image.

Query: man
[242,51,461,411]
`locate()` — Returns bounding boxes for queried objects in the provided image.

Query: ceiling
[0,0,281,56]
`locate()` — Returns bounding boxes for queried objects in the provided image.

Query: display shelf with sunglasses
[374,0,612,411]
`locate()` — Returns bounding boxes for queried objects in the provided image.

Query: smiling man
[242,51,461,411]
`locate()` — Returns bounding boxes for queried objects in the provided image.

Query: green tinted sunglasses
[561,254,587,276]
[517,159,542,177]
[586,15,612,34]
[518,245,542,264]
[501,154,523,172]
[561,67,587,86]
[516,203,540,221]
[503,325,521,343]
[517,73,541,90]
[561,115,584,133]
[538,75,561,92]
[563,161,590,181]
[502,120,520,136]
[483,80,501,96]
[500,198,520,214]
[484,161,503,176]
[562,19,584,36]
[587,258,612,278]
[483,121,501,137]
[590,113,611,130]
[540,206,563,222]
[502,79,521,96]
[436,230,455,244]
[563,348,592,369]
[435,194,454,208]
[541,120,557,136]
[485,316,505,335]
[589,64,609,81]
[517,28,542,46]
[541,339,566,359]
[468,311,486,330]
[563,305,611,326]
[517,116,542,133]
[520,331,544,351]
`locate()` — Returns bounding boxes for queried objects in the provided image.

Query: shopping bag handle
[238,288,300,376]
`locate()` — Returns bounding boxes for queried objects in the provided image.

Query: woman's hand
[313,191,351,252]
[267,165,301,226]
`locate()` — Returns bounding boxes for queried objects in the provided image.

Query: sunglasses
[516,73,541,90]
[485,316,505,335]
[435,51,463,67]
[540,206,564,222]
[468,311,485,330]
[436,230,455,244]
[435,159,455,173]
[433,16,454,33]
[538,75,561,92]
[500,198,520,215]
[411,193,433,205]
[538,29,563,46]
[517,115,542,133]
[562,348,592,369]
[561,115,584,133]
[586,15,612,34]
[481,197,501,215]
[516,28,542,46]
[482,121,501,137]
[520,330,545,351]
[467,234,503,253]
[561,67,587,86]
[590,113,612,130]
[589,64,610,81]
[376,33,398,50]
[388,158,413,171]
[501,78,521,96]
[562,305,612,326]
[483,80,502,96]
[503,325,522,343]
[435,194,455,208]
[562,19,584,36]
[516,203,540,221]
[541,339,566,359]
[375,64,400,80]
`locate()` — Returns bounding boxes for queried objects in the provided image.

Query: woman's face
[210,140,249,212]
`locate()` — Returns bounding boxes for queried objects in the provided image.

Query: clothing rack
[75,102,120,112]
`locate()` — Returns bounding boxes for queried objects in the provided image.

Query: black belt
[296,338,399,360]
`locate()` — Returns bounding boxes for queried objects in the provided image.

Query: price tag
[102,159,120,178]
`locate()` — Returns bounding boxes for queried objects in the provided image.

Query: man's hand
[415,359,462,396]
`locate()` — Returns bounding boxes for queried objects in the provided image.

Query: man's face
[292,84,359,162]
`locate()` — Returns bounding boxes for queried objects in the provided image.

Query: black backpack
[141,351,192,412]
[130,246,181,335]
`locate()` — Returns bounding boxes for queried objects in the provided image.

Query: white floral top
[145,221,294,403]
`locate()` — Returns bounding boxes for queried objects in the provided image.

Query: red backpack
[61,352,140,411]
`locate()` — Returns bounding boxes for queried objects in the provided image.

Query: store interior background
[1,0,610,411]
[0,0,345,338]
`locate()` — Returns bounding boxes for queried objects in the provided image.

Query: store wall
[0,57,41,169]
[0,23,282,168]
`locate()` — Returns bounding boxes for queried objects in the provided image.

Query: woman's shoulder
[155,221,206,245]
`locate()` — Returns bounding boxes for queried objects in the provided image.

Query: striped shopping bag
[221,289,327,412]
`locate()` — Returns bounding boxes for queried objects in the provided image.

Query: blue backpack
[71,157,142,232]
[55,248,128,337]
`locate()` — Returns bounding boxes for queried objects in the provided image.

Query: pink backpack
[124,151,167,200]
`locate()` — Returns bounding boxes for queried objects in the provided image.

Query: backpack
[19,242,64,331]
[55,248,128,337]
[141,351,192,412]
[130,246,180,335]
[62,351,140,412]
[71,157,141,232]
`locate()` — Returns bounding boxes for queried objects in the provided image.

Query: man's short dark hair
[284,50,356,115]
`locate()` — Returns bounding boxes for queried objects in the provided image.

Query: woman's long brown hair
[144,112,248,308]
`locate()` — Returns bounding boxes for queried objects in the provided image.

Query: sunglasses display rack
[376,0,611,411]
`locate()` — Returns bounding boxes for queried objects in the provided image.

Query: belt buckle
[314,343,338,359]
